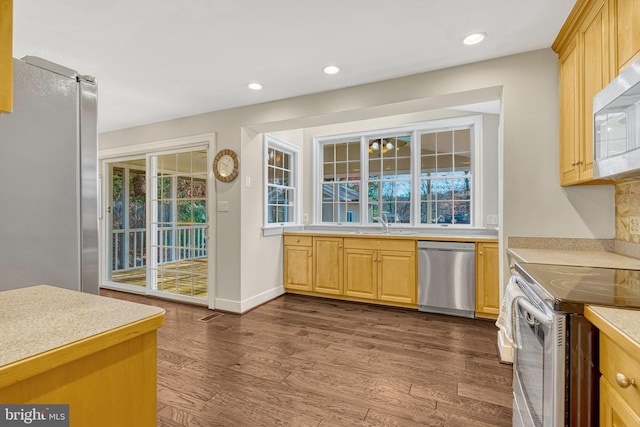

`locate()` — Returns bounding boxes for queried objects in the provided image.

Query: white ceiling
[13,0,576,133]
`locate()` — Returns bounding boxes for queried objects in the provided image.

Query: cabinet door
[615,0,640,73]
[344,248,377,300]
[476,242,500,319]
[284,245,312,291]
[0,0,12,113]
[378,250,416,304]
[559,35,581,186]
[580,0,610,180]
[600,377,640,427]
[313,237,343,295]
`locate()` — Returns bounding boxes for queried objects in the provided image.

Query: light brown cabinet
[313,236,343,295]
[585,306,640,427]
[599,334,640,426]
[342,239,416,304]
[343,238,416,305]
[283,235,313,292]
[0,0,12,113]
[613,0,640,73]
[554,0,611,186]
[475,241,500,319]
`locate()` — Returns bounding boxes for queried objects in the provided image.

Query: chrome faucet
[374,213,390,234]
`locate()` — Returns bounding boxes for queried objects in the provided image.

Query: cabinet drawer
[343,238,415,252]
[601,333,640,415]
[283,235,312,246]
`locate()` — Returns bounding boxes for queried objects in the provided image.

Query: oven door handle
[517,298,553,328]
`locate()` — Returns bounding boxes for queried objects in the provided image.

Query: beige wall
[99,48,615,312]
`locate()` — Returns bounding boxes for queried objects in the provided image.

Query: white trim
[263,134,301,228]
[215,285,285,313]
[98,133,217,309]
[99,133,215,159]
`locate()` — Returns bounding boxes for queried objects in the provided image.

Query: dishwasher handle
[417,241,475,251]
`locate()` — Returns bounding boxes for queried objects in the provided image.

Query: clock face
[217,154,234,177]
[213,149,239,182]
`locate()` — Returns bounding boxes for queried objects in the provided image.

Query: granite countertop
[285,228,499,240]
[0,285,165,367]
[507,247,640,270]
[585,305,640,354]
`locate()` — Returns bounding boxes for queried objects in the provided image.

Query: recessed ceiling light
[323,65,340,75]
[248,82,263,90]
[463,32,486,45]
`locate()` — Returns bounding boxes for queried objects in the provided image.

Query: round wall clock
[213,149,239,182]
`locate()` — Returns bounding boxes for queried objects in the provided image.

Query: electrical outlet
[630,216,640,235]
[303,213,309,223]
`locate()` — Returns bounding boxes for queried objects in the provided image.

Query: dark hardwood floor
[101,289,513,426]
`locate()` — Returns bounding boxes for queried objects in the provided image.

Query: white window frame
[263,134,301,232]
[312,115,483,228]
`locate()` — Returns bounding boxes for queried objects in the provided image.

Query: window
[314,116,481,227]
[321,139,360,223]
[419,128,472,225]
[264,134,300,228]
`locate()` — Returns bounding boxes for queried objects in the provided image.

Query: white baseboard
[497,329,514,363]
[214,285,285,314]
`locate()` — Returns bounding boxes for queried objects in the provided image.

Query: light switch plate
[487,214,498,225]
[217,201,229,212]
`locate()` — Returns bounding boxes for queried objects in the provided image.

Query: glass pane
[436,154,453,172]
[176,152,192,173]
[381,181,394,203]
[369,158,381,177]
[193,200,206,223]
[396,202,410,223]
[454,201,471,224]
[348,161,360,177]
[322,203,333,222]
[177,201,192,223]
[382,159,395,177]
[268,205,277,223]
[347,141,360,161]
[437,131,454,154]
[421,133,436,155]
[112,168,124,230]
[282,152,290,170]
[454,153,471,173]
[436,201,453,224]
[192,178,206,198]
[282,170,290,186]
[346,182,360,202]
[322,184,335,202]
[177,177,191,198]
[453,178,471,200]
[323,144,334,162]
[454,129,471,152]
[421,155,436,174]
[335,144,347,162]
[336,162,347,180]
[158,176,171,200]
[276,167,284,185]
[323,163,334,181]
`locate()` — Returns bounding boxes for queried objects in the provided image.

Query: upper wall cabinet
[554,0,640,186]
[554,0,611,186]
[0,0,12,114]
[613,0,640,73]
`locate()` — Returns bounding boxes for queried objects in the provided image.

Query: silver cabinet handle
[616,373,636,389]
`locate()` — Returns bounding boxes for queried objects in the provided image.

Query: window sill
[262,225,305,237]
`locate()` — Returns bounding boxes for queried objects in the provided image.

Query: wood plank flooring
[100,290,513,426]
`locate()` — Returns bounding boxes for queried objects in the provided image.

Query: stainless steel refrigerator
[0,56,98,294]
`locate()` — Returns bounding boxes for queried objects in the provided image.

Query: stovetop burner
[516,262,640,313]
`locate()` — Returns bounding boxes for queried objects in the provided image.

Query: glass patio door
[106,159,148,290]
[148,149,209,302]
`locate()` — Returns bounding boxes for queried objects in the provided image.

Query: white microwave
[593,59,640,180]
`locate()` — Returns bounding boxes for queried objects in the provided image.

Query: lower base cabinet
[283,234,495,312]
[475,242,500,319]
[598,333,640,426]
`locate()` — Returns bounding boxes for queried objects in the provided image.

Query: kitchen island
[0,285,165,427]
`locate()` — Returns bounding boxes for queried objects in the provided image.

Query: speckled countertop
[507,248,640,270]
[585,305,640,355]
[0,285,165,367]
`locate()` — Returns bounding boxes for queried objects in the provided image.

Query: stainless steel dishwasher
[417,241,476,318]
